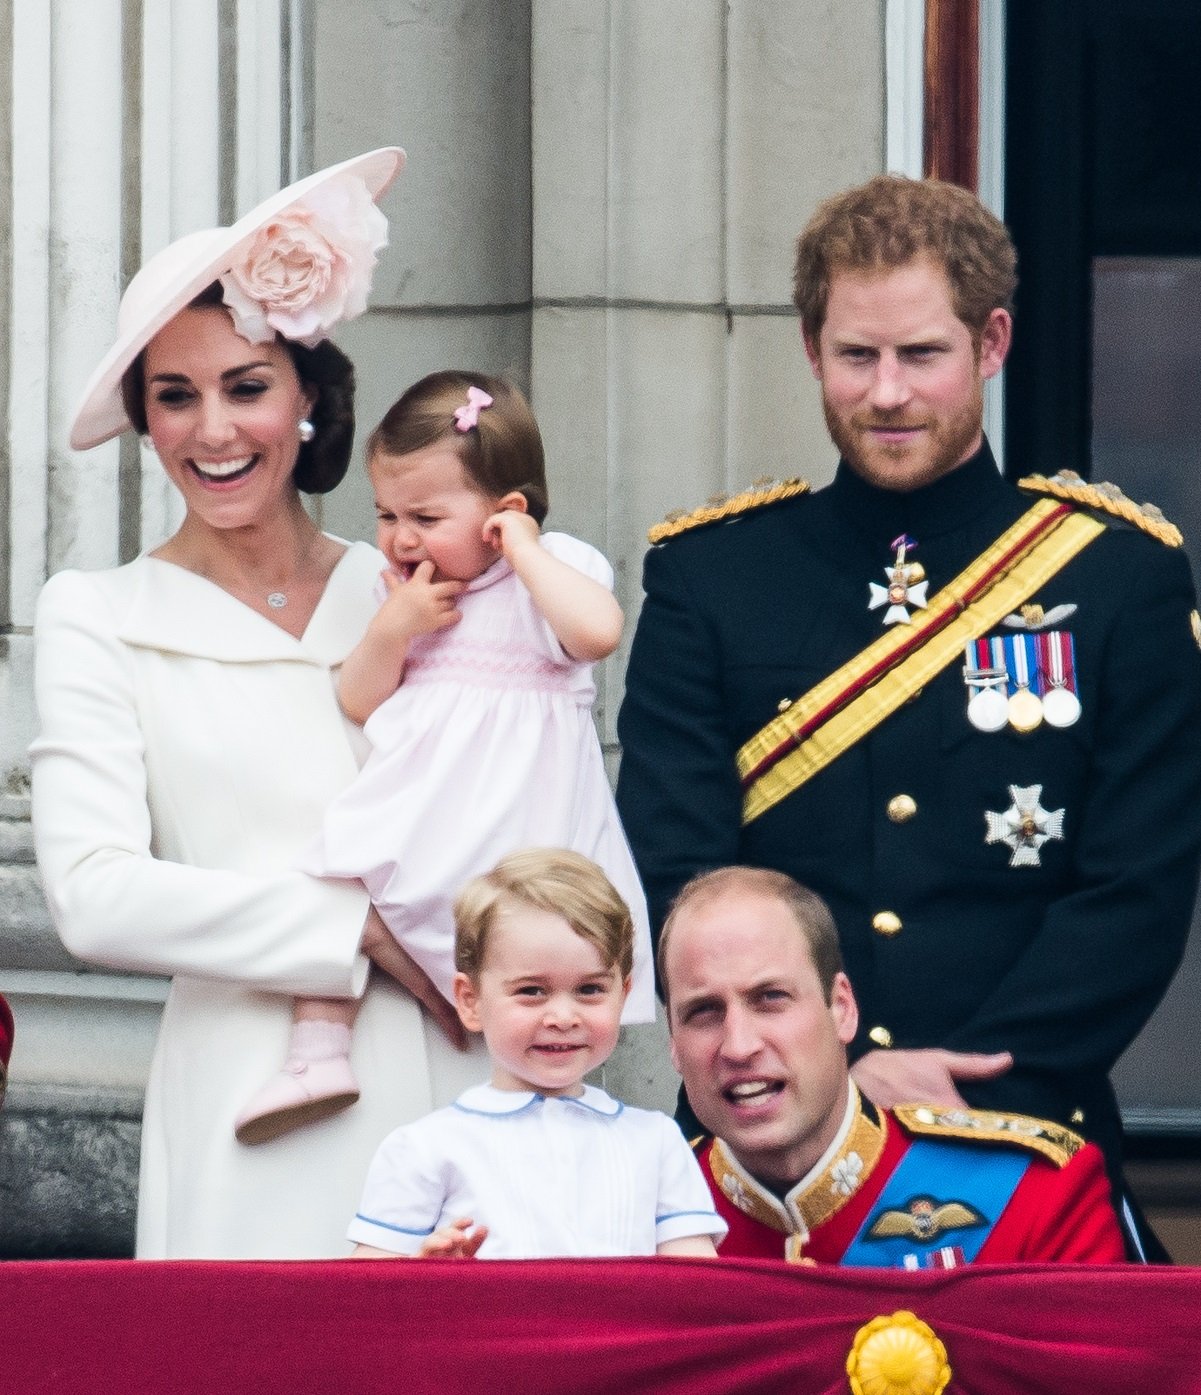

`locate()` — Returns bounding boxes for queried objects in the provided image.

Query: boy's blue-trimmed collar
[453,1081,624,1118]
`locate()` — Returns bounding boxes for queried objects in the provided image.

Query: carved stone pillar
[0,3,308,1208]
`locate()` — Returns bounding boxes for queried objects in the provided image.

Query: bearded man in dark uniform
[615,175,1201,1257]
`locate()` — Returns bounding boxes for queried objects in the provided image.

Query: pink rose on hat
[219,172,388,348]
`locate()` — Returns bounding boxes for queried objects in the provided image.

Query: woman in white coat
[30,149,483,1259]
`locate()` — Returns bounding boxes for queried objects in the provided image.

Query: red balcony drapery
[3,1257,1196,1394]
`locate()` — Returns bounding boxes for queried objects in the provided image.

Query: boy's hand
[484,508,540,562]
[375,562,464,641]
[418,1216,488,1259]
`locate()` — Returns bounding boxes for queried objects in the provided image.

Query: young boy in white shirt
[348,848,725,1259]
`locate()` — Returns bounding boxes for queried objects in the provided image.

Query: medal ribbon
[1040,630,1076,692]
[738,501,1105,824]
[965,632,1078,712]
[1006,634,1038,695]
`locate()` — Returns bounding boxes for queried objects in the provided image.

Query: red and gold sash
[738,499,1105,824]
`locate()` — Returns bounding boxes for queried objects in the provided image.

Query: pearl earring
[298,419,316,443]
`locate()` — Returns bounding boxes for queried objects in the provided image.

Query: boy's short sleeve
[653,1117,729,1247]
[346,1123,447,1255]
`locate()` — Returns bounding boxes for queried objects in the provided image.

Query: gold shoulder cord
[1019,471,1183,547]
[648,478,810,545]
[894,1103,1085,1169]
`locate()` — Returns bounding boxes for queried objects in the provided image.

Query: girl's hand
[376,562,464,640]
[418,1217,489,1259]
[484,508,541,562]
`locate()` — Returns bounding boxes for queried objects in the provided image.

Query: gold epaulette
[648,477,810,545]
[894,1103,1085,1169]
[1018,471,1183,547]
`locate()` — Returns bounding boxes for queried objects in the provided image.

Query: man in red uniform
[660,867,1125,1265]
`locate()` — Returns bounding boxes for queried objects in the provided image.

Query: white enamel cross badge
[984,784,1065,867]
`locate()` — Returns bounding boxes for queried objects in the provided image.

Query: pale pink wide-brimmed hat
[69,146,405,451]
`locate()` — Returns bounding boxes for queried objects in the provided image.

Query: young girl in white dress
[235,371,655,1143]
[348,848,725,1259]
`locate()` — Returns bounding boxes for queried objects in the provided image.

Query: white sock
[287,1019,353,1063]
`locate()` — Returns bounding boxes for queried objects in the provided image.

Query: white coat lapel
[303,541,387,665]
[118,540,384,665]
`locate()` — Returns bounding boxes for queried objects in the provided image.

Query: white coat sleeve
[30,571,370,997]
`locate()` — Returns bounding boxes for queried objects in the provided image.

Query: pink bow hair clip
[453,386,494,432]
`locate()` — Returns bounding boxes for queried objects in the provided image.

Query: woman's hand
[361,906,469,1049]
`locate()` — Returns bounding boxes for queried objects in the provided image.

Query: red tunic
[700,1094,1125,1266]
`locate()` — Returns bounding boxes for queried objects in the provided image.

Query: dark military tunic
[616,443,1201,1172]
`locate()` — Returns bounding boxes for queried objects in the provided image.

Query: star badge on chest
[868,533,928,626]
[984,784,1065,867]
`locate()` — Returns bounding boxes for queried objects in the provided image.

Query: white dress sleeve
[533,532,615,663]
[653,1117,729,1247]
[31,570,370,996]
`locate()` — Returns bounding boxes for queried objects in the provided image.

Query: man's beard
[823,385,984,493]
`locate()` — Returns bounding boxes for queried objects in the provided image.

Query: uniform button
[777,697,793,712]
[886,794,918,823]
[868,1025,894,1049]
[872,910,902,937]
[1070,1108,1085,1125]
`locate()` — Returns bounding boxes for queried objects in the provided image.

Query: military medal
[868,534,927,626]
[1007,688,1042,732]
[1005,635,1043,732]
[1038,630,1081,728]
[965,632,1081,735]
[984,784,1065,867]
[963,663,1009,732]
[1042,684,1081,727]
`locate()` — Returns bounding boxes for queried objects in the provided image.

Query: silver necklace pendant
[266,592,288,609]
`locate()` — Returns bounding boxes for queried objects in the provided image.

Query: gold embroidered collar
[707,1083,888,1238]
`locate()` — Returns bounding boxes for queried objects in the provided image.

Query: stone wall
[0,0,890,1254]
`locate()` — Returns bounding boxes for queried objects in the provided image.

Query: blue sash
[840,1138,1030,1268]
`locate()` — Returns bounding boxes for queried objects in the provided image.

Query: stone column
[528,0,885,1108]
[0,2,305,1254]
[310,0,534,540]
[0,0,894,1254]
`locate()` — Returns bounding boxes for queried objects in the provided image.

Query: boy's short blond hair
[454,848,634,981]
